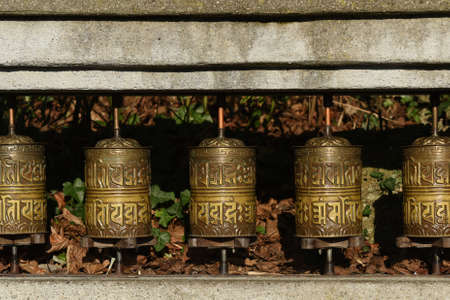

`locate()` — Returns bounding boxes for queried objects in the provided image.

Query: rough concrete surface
[0,0,448,16]
[0,69,448,92]
[0,18,448,68]
[0,275,448,300]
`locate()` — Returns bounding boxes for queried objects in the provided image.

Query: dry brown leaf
[62,208,85,227]
[47,226,70,253]
[83,259,109,275]
[19,260,46,274]
[0,262,9,273]
[168,222,185,244]
[66,242,88,274]
[53,191,65,210]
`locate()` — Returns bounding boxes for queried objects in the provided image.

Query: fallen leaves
[83,259,110,275]
[19,260,46,274]
[47,207,88,274]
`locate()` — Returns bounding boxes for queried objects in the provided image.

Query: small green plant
[362,228,369,240]
[400,95,431,125]
[152,228,171,252]
[362,205,372,217]
[170,96,213,125]
[256,225,266,235]
[369,171,398,193]
[151,185,191,252]
[60,178,85,219]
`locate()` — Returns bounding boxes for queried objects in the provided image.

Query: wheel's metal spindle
[219,248,228,275]
[323,248,334,275]
[9,108,15,135]
[432,248,441,275]
[115,248,123,275]
[10,245,19,274]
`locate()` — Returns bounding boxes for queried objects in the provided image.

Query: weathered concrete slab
[0,0,448,17]
[0,275,448,300]
[0,19,448,69]
[1,69,448,93]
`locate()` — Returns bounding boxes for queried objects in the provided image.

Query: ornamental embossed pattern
[403,144,450,237]
[0,144,47,234]
[294,145,362,238]
[189,147,256,237]
[84,147,151,238]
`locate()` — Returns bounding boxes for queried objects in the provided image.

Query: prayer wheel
[189,132,256,238]
[294,135,363,238]
[402,123,450,238]
[0,109,46,236]
[84,109,151,239]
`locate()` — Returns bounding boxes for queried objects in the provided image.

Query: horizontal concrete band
[0,0,448,17]
[0,275,448,300]
[0,19,448,69]
[1,69,448,92]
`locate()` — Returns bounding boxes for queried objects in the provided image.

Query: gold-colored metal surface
[0,109,46,235]
[189,132,256,238]
[402,135,450,237]
[84,108,151,239]
[294,136,362,238]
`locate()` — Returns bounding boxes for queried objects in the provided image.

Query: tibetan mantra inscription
[403,145,450,237]
[84,148,151,238]
[0,144,47,234]
[294,146,362,237]
[189,147,256,237]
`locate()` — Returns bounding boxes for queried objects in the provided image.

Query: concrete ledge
[0,19,448,69]
[0,0,448,17]
[1,69,448,93]
[0,275,448,299]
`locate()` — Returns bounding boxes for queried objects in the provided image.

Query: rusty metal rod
[113,107,120,138]
[324,95,333,137]
[218,95,225,138]
[323,248,334,275]
[430,93,440,136]
[219,248,228,275]
[8,108,15,135]
[10,245,19,274]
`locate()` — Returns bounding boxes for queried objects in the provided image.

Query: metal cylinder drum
[402,135,450,237]
[0,134,46,235]
[189,136,256,238]
[84,137,151,239]
[294,136,362,238]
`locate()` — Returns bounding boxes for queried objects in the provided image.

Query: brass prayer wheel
[189,131,256,238]
[0,109,46,235]
[294,135,363,238]
[402,135,450,238]
[84,109,151,239]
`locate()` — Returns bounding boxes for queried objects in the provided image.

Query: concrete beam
[0,275,448,299]
[1,69,448,93]
[0,19,448,69]
[0,0,448,17]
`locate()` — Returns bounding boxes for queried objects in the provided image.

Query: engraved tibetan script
[85,199,150,228]
[296,196,362,226]
[403,158,450,186]
[0,158,45,185]
[0,195,46,224]
[190,159,255,187]
[85,160,149,188]
[190,200,255,226]
[295,160,361,187]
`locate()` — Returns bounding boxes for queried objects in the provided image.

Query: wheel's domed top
[0,133,34,144]
[94,136,142,148]
[412,135,450,146]
[305,135,351,147]
[199,136,245,147]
